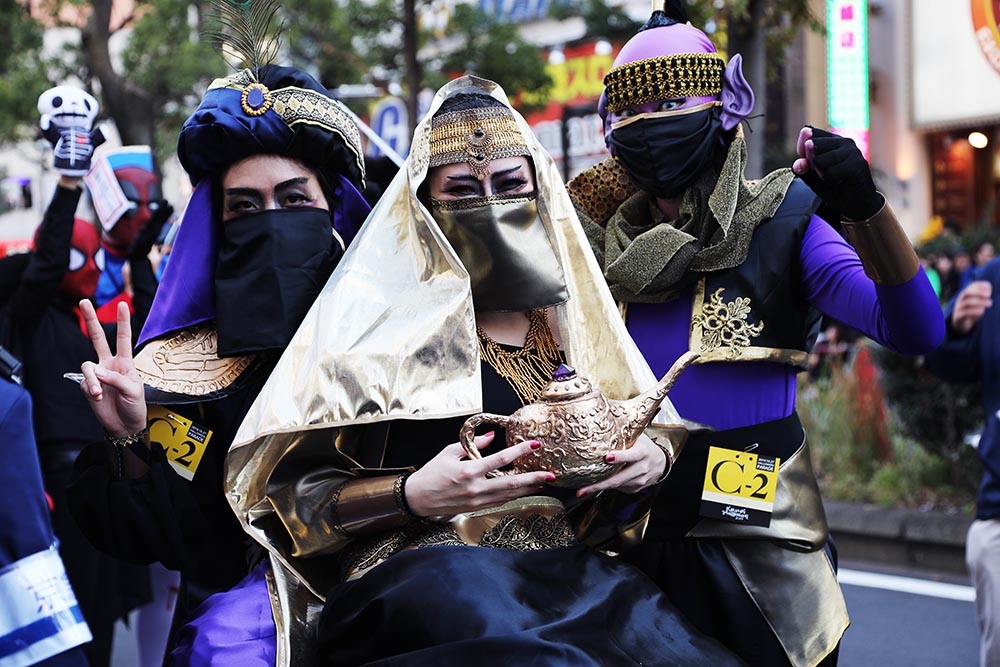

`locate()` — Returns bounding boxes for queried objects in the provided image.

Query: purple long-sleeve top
[627,216,944,430]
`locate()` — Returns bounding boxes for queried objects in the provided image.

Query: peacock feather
[204,0,287,77]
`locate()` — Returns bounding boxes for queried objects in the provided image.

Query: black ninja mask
[608,103,723,199]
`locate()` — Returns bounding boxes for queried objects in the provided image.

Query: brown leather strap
[841,197,920,286]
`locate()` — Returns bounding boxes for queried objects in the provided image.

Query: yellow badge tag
[700,445,780,527]
[147,405,212,481]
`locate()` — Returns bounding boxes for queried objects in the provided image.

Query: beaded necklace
[476,310,562,405]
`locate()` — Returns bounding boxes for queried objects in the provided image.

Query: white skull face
[37,86,99,129]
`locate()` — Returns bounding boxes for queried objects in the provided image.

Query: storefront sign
[827,0,870,158]
[912,0,1000,128]
[523,42,617,175]
[972,1,1000,75]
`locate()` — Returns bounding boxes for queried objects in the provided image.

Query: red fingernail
[605,454,615,462]
[545,473,556,481]
[485,431,495,438]
[529,441,541,450]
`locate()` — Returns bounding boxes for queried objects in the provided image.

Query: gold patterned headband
[429,107,531,179]
[603,52,725,113]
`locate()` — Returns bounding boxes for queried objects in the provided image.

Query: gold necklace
[476,310,563,405]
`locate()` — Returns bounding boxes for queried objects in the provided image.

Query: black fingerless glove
[797,127,883,222]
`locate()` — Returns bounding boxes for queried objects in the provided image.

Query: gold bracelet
[395,472,417,517]
[105,427,150,479]
[333,473,417,536]
[650,436,674,484]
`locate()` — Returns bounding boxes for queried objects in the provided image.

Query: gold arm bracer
[841,197,920,286]
[333,473,415,537]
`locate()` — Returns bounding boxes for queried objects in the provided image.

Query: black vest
[688,179,822,368]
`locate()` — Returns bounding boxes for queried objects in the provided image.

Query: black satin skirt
[316,544,745,666]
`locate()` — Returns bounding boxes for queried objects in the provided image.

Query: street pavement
[839,564,979,666]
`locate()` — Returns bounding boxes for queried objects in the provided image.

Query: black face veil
[214,207,343,356]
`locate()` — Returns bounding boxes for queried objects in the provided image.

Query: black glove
[797,127,883,222]
[126,201,173,260]
[42,125,105,178]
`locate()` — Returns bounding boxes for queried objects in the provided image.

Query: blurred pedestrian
[976,241,996,268]
[925,262,1000,667]
[0,345,91,666]
[962,241,997,290]
[936,250,961,303]
[921,250,942,298]
[807,320,852,382]
[956,246,973,280]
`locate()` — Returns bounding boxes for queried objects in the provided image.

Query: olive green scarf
[582,136,795,303]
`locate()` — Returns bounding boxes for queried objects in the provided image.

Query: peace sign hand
[78,299,147,438]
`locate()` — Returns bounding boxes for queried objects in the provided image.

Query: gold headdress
[429,106,531,180]
[603,53,725,113]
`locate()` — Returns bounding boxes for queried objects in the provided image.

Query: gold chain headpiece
[604,53,725,113]
[429,107,531,179]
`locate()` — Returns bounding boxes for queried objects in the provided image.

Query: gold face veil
[223,75,685,645]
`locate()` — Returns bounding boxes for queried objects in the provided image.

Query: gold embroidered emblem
[691,287,764,358]
[134,324,255,396]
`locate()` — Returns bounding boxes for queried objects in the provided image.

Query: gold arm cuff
[841,197,920,286]
[333,473,414,537]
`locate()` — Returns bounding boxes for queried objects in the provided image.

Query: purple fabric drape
[171,562,276,666]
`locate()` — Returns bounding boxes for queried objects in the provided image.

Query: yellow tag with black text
[147,405,212,481]
[699,445,780,527]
